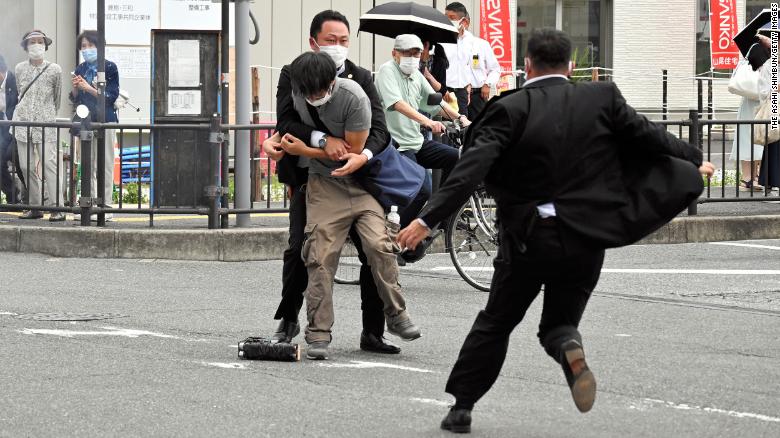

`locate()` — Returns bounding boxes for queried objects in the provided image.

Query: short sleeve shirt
[375,60,440,153]
[292,77,371,178]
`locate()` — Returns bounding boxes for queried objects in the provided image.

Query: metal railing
[0,116,285,228]
[1,111,777,227]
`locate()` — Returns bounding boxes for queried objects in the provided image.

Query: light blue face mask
[82,48,98,63]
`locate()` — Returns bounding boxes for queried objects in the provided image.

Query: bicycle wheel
[446,189,498,292]
[334,236,361,285]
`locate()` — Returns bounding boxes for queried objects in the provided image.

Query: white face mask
[28,43,45,60]
[398,56,420,75]
[306,85,334,107]
[317,43,349,68]
[451,19,463,30]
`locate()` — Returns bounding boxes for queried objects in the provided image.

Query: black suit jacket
[419,77,704,250]
[1,71,18,146]
[275,59,389,187]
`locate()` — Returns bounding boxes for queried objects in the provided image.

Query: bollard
[206,114,224,230]
[79,117,94,226]
[688,109,699,216]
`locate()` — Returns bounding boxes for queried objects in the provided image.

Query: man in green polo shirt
[375,34,468,230]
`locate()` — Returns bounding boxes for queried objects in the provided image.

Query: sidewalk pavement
[1,200,779,261]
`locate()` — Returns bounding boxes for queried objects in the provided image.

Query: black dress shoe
[271,318,300,343]
[440,407,471,434]
[360,331,401,354]
[20,210,43,219]
[560,339,596,413]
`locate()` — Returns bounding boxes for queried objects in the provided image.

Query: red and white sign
[709,0,740,70]
[479,0,514,92]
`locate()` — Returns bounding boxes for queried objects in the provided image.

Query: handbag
[355,141,426,211]
[753,98,780,145]
[728,59,760,100]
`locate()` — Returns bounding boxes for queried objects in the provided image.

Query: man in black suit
[0,54,19,202]
[262,10,400,354]
[398,29,715,433]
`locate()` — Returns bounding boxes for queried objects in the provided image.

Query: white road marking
[636,398,780,423]
[19,326,180,339]
[431,267,780,275]
[0,312,18,316]
[318,360,435,373]
[410,398,451,407]
[201,362,247,370]
[709,242,780,251]
[614,334,632,337]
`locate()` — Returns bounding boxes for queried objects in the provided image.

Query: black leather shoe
[360,331,401,354]
[440,407,471,434]
[560,339,596,413]
[20,210,43,219]
[271,318,300,343]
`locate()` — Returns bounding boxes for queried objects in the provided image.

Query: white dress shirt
[443,31,501,89]
[0,74,6,116]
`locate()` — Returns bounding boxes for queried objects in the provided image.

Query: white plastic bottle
[387,205,400,226]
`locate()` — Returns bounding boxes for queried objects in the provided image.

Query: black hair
[526,28,572,71]
[289,52,336,97]
[309,10,350,39]
[0,55,6,72]
[445,2,469,19]
[77,30,100,49]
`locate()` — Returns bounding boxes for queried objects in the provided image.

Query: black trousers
[445,220,605,404]
[453,88,487,120]
[273,183,386,336]
[0,112,17,202]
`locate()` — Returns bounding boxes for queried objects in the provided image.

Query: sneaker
[48,212,66,222]
[271,318,300,343]
[440,407,472,434]
[20,210,43,219]
[386,315,421,341]
[560,339,596,413]
[306,341,329,360]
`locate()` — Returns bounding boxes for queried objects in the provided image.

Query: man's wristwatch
[318,134,328,148]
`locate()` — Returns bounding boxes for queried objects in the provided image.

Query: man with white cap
[375,34,467,257]
[12,30,64,221]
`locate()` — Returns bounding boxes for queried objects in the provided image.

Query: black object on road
[238,337,300,362]
[359,2,458,44]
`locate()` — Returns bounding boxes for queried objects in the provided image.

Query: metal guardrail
[1,111,778,228]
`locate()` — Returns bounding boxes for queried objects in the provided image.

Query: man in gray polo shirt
[273,52,421,360]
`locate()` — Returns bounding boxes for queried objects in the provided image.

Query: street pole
[234,0,251,227]
[220,0,230,228]
[96,0,107,226]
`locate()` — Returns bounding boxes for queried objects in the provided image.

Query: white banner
[80,0,159,46]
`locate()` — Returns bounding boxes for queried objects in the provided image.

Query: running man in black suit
[398,29,715,433]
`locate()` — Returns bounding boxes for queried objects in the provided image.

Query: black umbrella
[733,9,771,56]
[359,2,458,44]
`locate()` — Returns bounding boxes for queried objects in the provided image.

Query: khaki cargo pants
[302,173,409,344]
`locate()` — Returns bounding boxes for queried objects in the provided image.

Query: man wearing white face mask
[12,30,63,220]
[443,2,500,120]
[263,10,402,355]
[375,34,465,240]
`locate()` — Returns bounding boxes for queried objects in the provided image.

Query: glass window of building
[516,0,611,72]
[697,0,767,75]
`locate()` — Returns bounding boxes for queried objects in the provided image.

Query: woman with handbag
[754,35,780,192]
[728,56,763,191]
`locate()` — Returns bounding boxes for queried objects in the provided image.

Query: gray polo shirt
[292,77,371,179]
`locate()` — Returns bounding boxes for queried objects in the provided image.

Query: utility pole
[234,0,251,227]
[220,0,230,228]
[96,0,107,226]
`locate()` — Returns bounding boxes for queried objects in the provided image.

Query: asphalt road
[1,240,779,437]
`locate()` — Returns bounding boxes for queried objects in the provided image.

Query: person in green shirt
[375,34,468,248]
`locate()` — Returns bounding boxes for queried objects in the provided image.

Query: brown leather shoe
[560,339,596,413]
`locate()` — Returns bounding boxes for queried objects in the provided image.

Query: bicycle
[333,118,498,291]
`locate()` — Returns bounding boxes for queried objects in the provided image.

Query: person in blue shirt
[70,30,119,220]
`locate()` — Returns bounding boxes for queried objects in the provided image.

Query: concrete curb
[2,215,779,261]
